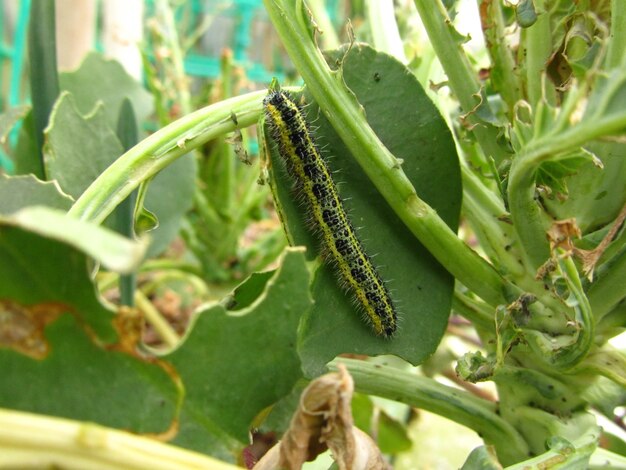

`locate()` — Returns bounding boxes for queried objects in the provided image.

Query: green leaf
[0,314,179,434]
[266,45,460,376]
[0,207,146,340]
[12,111,42,177]
[44,92,125,200]
[0,218,116,343]
[59,52,153,129]
[164,248,311,448]
[229,270,276,311]
[0,174,72,215]
[2,206,147,274]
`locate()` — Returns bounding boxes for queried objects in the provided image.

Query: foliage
[1,0,626,468]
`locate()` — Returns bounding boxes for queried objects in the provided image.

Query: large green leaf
[164,248,311,449]
[44,92,125,200]
[0,209,180,435]
[0,213,309,461]
[0,314,179,434]
[265,44,461,376]
[59,52,153,129]
[0,174,72,215]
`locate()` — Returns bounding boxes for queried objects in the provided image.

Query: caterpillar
[263,85,398,338]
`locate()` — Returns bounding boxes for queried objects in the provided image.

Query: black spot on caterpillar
[263,85,398,338]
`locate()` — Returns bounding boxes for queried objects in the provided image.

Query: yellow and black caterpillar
[263,87,397,338]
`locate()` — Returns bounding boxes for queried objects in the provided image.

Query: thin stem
[331,358,529,465]
[367,0,407,64]
[264,0,511,308]
[413,0,509,164]
[68,90,269,224]
[452,288,494,332]
[0,408,238,470]
[155,0,192,115]
[307,0,340,50]
[134,290,180,349]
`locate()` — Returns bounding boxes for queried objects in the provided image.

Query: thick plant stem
[264,0,511,308]
[331,358,529,465]
[28,0,59,180]
[68,91,267,224]
[607,0,626,69]
[0,408,238,470]
[478,0,522,111]
[523,0,556,108]
[461,166,526,278]
[413,0,508,164]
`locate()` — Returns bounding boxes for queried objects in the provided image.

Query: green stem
[264,0,510,308]
[68,90,268,224]
[607,0,626,69]
[554,254,594,368]
[155,0,192,115]
[412,0,508,164]
[452,288,494,332]
[367,0,407,64]
[140,259,202,276]
[461,166,526,278]
[134,290,180,349]
[504,426,600,469]
[523,0,556,108]
[217,51,235,217]
[28,0,59,180]
[0,408,238,470]
[307,0,340,50]
[590,448,626,469]
[116,99,139,308]
[478,0,522,110]
[331,358,529,465]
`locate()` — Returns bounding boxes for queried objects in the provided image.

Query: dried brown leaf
[254,364,389,470]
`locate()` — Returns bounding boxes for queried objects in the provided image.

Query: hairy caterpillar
[263,85,398,338]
